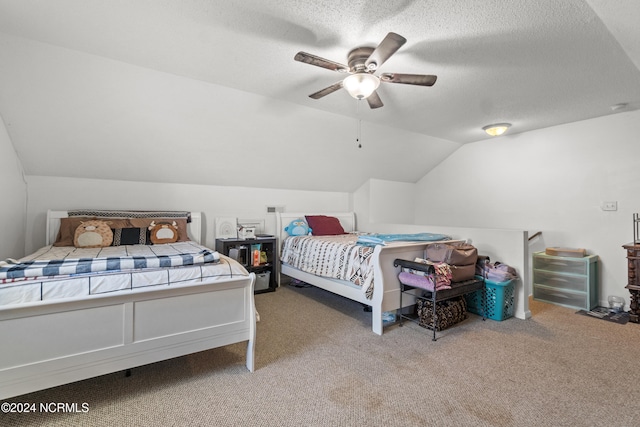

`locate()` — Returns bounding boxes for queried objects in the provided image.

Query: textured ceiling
[2,0,638,142]
[0,0,639,191]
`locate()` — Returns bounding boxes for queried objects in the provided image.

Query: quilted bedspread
[280,234,376,299]
[0,241,220,281]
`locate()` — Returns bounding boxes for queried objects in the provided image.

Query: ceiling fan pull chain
[356,100,362,148]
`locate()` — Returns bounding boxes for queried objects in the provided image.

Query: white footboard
[370,242,448,334]
[0,274,255,400]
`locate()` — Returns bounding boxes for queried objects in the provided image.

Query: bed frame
[276,212,455,335]
[0,210,256,400]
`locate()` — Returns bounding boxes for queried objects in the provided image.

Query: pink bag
[477,261,517,282]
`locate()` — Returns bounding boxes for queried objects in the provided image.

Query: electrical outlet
[601,201,618,211]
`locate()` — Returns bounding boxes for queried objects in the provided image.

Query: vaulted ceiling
[0,1,639,192]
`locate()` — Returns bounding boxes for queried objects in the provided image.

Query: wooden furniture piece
[0,211,256,400]
[622,242,640,323]
[394,259,484,340]
[216,237,277,293]
[276,212,462,335]
[532,251,598,310]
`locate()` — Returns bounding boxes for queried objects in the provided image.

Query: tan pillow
[128,218,189,242]
[54,217,132,246]
[73,220,114,248]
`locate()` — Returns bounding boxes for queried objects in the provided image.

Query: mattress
[280,234,376,298]
[0,242,248,308]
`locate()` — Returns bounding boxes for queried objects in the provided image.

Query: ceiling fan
[294,32,437,109]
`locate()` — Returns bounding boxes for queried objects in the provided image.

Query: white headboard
[275,212,356,245]
[46,210,203,245]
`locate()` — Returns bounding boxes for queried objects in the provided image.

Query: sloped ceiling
[0,0,639,192]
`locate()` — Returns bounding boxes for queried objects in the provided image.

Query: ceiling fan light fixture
[295,32,436,109]
[343,73,380,100]
[483,123,511,136]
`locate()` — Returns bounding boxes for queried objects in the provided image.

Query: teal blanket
[357,233,450,246]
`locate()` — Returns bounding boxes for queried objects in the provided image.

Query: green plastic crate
[465,277,515,321]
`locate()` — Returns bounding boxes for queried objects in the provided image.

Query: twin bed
[0,210,256,400]
[276,212,460,335]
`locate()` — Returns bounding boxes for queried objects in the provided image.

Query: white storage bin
[255,271,271,291]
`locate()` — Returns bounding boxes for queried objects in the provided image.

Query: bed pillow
[148,221,180,244]
[54,217,131,246]
[73,220,114,248]
[305,215,346,236]
[284,218,311,236]
[111,227,148,246]
[128,218,190,242]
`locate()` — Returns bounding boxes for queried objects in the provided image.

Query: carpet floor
[3,284,640,426]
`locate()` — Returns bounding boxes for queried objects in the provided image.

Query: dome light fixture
[343,73,380,100]
[482,123,511,137]
[611,103,628,112]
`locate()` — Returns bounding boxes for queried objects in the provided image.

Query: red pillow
[305,215,346,236]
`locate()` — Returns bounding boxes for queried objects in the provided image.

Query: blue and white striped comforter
[0,242,220,281]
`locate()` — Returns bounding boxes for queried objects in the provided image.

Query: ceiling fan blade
[380,73,437,86]
[309,81,344,99]
[295,52,349,73]
[367,91,384,109]
[365,32,407,70]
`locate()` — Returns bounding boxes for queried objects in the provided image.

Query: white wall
[414,110,640,308]
[350,179,371,227]
[352,178,415,226]
[369,179,415,224]
[25,176,350,254]
[0,114,26,259]
[0,33,460,194]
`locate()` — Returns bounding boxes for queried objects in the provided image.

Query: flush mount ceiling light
[482,123,511,137]
[611,102,628,111]
[343,73,380,100]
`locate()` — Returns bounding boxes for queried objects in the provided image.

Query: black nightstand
[215,237,277,294]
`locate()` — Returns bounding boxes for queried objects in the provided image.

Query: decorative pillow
[305,215,346,236]
[148,221,179,244]
[284,218,311,236]
[128,218,190,242]
[73,220,114,248]
[111,227,148,246]
[55,217,131,246]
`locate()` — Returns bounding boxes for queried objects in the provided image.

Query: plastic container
[608,295,625,313]
[465,277,515,321]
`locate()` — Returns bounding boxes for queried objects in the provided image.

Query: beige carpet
[3,284,639,427]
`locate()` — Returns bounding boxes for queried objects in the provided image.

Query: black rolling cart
[394,259,485,341]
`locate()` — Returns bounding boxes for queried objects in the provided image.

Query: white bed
[0,210,256,400]
[276,212,456,335]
